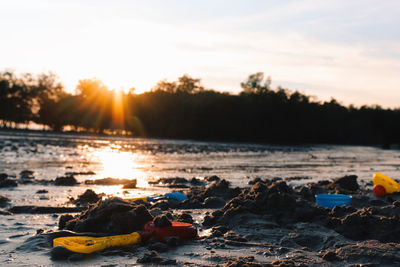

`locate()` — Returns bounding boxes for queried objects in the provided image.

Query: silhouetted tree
[240,72,271,94]
[152,74,204,94]
[0,71,35,126]
[1,69,400,145]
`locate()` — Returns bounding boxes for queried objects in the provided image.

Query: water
[0,131,399,265]
[1,131,399,185]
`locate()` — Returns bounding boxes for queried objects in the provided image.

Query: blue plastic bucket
[315,194,351,209]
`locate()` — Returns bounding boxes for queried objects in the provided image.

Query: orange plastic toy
[372,172,400,196]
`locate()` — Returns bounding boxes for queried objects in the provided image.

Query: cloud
[0,0,399,107]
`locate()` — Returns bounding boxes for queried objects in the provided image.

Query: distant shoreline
[0,127,398,150]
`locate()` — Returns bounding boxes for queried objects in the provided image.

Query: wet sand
[0,131,400,266]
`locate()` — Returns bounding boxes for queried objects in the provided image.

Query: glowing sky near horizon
[1,0,400,107]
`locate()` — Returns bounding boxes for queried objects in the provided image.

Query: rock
[322,251,339,261]
[214,226,229,234]
[0,195,11,207]
[58,214,74,229]
[51,245,74,260]
[165,236,179,247]
[60,197,153,235]
[20,170,35,179]
[9,206,84,214]
[137,251,176,265]
[0,209,12,215]
[148,177,189,188]
[203,196,226,208]
[190,177,204,185]
[122,180,137,189]
[72,189,101,206]
[335,240,400,264]
[248,177,263,185]
[159,177,188,185]
[54,176,78,186]
[0,179,18,188]
[149,208,163,217]
[154,215,172,227]
[332,175,359,191]
[202,180,324,226]
[36,189,48,194]
[151,201,170,211]
[68,253,85,261]
[329,206,400,242]
[65,171,95,176]
[84,178,133,185]
[226,256,262,267]
[205,175,220,182]
[148,242,168,252]
[176,213,194,224]
[0,173,8,181]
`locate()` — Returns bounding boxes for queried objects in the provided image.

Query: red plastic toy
[143,221,198,241]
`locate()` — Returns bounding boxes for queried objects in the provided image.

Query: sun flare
[112,88,125,128]
[92,148,149,188]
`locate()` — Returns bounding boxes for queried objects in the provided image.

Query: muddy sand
[1,132,400,266]
[6,174,400,266]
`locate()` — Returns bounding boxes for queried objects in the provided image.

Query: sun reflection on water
[91,147,149,188]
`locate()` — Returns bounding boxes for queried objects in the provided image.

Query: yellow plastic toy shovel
[53,232,141,254]
[372,172,400,196]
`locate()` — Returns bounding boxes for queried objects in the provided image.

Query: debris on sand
[153,214,172,227]
[300,175,361,197]
[335,240,400,265]
[59,197,153,234]
[202,176,366,228]
[20,170,35,180]
[122,180,137,189]
[137,251,177,265]
[0,195,11,207]
[54,176,79,186]
[65,171,95,176]
[328,203,400,242]
[148,177,190,188]
[204,175,220,182]
[179,179,241,209]
[9,206,84,214]
[84,178,136,186]
[71,189,102,206]
[0,209,12,215]
[0,173,8,181]
[0,178,18,188]
[15,172,400,265]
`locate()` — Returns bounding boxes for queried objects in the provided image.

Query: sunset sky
[1,0,399,107]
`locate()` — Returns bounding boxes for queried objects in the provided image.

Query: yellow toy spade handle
[53,232,141,254]
[373,172,400,194]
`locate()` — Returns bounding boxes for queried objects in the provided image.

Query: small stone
[154,215,172,227]
[322,251,339,261]
[51,245,74,260]
[148,242,168,252]
[68,253,85,261]
[54,176,78,186]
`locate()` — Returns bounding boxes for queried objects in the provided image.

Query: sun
[92,147,149,188]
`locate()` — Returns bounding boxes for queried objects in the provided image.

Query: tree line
[1,70,399,145]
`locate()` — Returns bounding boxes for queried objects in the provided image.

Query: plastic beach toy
[126,192,188,202]
[372,172,400,196]
[53,232,141,254]
[143,221,198,241]
[315,194,351,209]
[53,220,197,254]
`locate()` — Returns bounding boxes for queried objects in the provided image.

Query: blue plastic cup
[315,194,351,209]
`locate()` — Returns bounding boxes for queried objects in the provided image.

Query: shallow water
[0,131,399,265]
